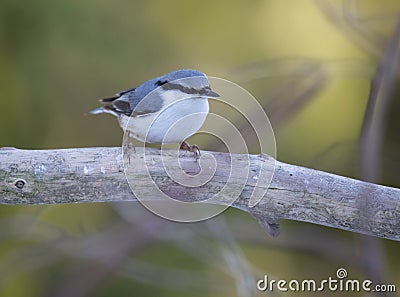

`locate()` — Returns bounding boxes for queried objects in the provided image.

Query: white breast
[119,97,209,144]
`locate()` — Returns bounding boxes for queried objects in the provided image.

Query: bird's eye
[155,80,168,86]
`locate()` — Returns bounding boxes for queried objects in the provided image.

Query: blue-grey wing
[98,88,136,116]
[98,87,162,116]
[91,69,204,117]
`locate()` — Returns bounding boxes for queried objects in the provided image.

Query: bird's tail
[88,106,118,116]
[88,107,104,114]
[99,95,119,103]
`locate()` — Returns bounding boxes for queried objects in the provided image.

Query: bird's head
[136,69,220,102]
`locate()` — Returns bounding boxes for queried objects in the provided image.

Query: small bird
[89,69,219,157]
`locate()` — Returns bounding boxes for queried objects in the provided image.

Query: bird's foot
[180,141,200,161]
[123,131,136,165]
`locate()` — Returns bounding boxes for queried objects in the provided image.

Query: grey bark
[0,147,399,240]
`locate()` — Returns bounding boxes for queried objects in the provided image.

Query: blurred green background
[1,0,400,296]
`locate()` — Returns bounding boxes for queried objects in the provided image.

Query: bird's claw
[180,141,200,161]
[123,131,136,165]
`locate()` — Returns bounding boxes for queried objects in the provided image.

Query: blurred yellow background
[0,0,399,296]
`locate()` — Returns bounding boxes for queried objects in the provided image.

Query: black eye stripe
[161,82,210,95]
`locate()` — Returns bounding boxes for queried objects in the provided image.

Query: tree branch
[1,147,399,241]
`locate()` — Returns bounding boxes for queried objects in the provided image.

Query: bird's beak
[205,89,220,98]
